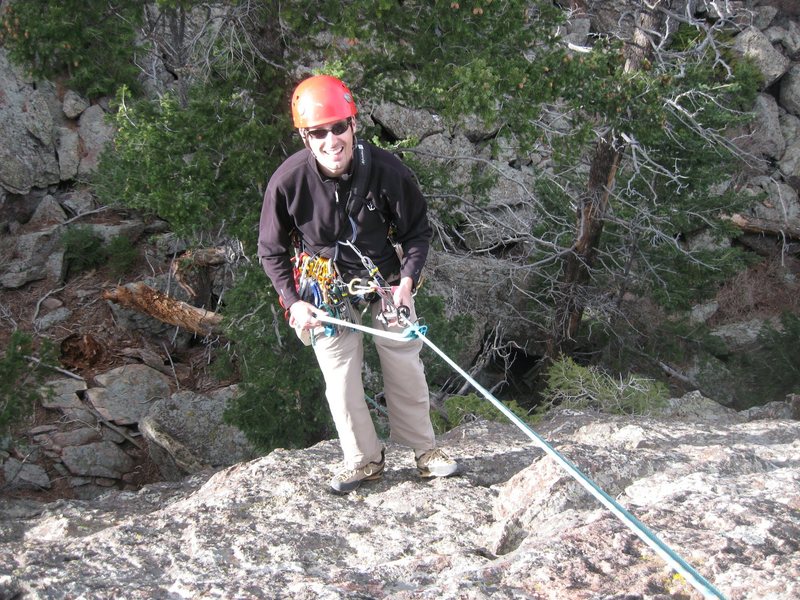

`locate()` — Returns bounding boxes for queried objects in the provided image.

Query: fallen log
[102,282,223,337]
[723,213,800,240]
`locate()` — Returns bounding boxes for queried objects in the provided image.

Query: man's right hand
[288,300,321,330]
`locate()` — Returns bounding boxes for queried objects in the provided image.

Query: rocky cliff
[2,3,800,598]
[2,394,798,599]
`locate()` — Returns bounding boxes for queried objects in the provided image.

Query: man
[258,75,458,494]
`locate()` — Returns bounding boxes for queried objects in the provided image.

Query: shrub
[60,225,106,277]
[220,266,333,452]
[106,235,139,277]
[0,332,55,434]
[95,80,289,243]
[731,312,800,409]
[0,0,142,98]
[431,392,533,435]
[541,356,669,416]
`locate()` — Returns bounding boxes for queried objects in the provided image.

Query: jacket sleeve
[388,165,432,287]
[258,177,300,308]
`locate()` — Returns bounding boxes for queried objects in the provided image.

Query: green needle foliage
[431,392,533,435]
[220,265,333,452]
[541,356,669,416]
[60,225,107,278]
[95,79,289,243]
[0,0,142,98]
[730,313,800,408]
[0,332,55,435]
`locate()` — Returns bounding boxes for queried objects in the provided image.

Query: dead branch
[174,247,229,267]
[170,246,229,302]
[32,285,67,323]
[24,355,85,381]
[102,282,223,336]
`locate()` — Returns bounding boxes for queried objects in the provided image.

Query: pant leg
[312,315,383,469]
[371,300,436,451]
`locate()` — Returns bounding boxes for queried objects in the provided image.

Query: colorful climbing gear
[288,252,355,337]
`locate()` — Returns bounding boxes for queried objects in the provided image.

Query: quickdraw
[339,239,410,327]
[290,251,355,337]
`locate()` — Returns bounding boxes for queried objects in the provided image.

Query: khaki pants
[310,300,435,469]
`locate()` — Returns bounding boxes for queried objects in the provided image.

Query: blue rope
[317,314,726,599]
[402,322,726,600]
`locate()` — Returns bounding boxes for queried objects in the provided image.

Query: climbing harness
[313,311,727,600]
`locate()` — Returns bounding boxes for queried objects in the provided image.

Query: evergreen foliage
[731,313,800,408]
[0,0,142,98]
[220,265,333,452]
[95,79,289,243]
[105,235,139,277]
[430,392,533,434]
[60,226,107,277]
[0,332,55,434]
[541,356,669,416]
[59,227,141,279]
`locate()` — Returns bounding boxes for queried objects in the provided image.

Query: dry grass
[709,254,800,326]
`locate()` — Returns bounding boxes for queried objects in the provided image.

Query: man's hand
[288,300,321,330]
[392,277,415,312]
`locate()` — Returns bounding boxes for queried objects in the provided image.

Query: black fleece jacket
[258,140,432,308]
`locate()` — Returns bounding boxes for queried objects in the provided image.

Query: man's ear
[351,118,358,135]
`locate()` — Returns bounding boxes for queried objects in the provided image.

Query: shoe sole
[417,464,459,478]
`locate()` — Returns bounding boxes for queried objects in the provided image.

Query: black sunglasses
[305,118,351,140]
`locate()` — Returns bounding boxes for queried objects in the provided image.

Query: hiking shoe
[329,449,385,494]
[416,448,458,478]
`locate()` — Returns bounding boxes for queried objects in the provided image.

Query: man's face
[303,117,356,178]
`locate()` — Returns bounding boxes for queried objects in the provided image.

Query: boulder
[371,102,445,141]
[85,364,172,426]
[781,64,800,117]
[2,458,51,491]
[140,385,258,481]
[732,26,791,87]
[60,441,137,479]
[76,105,115,176]
[0,53,60,194]
[735,93,785,160]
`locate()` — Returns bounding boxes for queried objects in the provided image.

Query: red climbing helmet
[291,75,358,129]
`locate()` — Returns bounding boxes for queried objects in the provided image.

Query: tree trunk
[171,246,229,309]
[546,3,665,359]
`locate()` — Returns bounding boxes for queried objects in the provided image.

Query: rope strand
[315,313,726,600]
